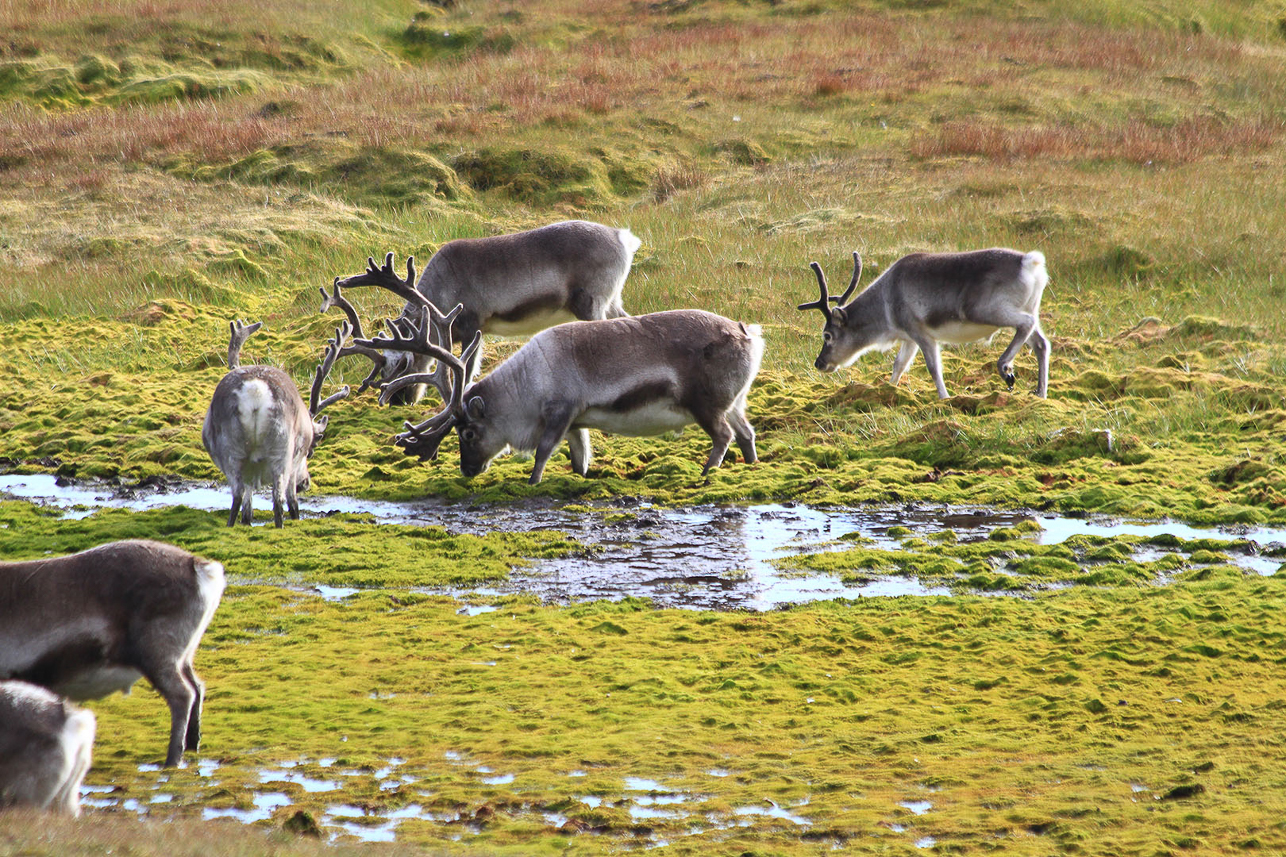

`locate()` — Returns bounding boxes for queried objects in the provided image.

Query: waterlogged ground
[3,474,1286,852]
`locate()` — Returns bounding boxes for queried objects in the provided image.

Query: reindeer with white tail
[203,320,351,527]
[799,248,1050,399]
[329,219,640,403]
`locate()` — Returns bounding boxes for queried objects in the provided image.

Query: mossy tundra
[2,0,1286,854]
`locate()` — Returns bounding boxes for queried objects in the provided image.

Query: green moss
[452,147,614,206]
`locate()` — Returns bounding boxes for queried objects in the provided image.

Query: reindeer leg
[140,661,198,768]
[994,313,1039,392]
[529,405,576,485]
[890,340,920,386]
[239,482,254,526]
[182,661,204,751]
[226,478,243,527]
[271,474,285,529]
[567,428,593,476]
[727,403,757,464]
[695,411,735,476]
[453,312,484,384]
[910,333,950,399]
[1029,324,1050,398]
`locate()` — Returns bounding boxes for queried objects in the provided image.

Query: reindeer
[202,320,350,527]
[328,220,640,402]
[0,681,95,816]
[799,249,1050,399]
[0,540,225,769]
[341,287,763,483]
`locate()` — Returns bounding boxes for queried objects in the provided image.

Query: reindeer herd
[0,218,1050,816]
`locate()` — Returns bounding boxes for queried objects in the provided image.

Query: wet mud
[3,473,1282,610]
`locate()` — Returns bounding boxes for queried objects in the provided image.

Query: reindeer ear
[832,306,848,325]
[466,395,486,420]
[313,414,330,434]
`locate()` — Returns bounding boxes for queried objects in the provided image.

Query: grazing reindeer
[352,304,763,484]
[0,681,95,816]
[0,540,225,769]
[799,249,1050,398]
[202,320,350,527]
[330,220,641,401]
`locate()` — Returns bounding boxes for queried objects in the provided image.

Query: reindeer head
[799,252,886,372]
[453,392,507,478]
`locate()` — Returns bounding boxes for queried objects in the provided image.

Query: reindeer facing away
[202,320,350,527]
[328,220,640,402]
[342,291,763,484]
[0,681,95,816]
[800,248,1050,399]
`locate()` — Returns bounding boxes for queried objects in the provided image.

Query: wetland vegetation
[2,0,1286,853]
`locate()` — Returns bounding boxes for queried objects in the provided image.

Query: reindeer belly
[486,308,579,338]
[0,621,142,700]
[928,321,1001,344]
[579,401,695,437]
[52,665,144,701]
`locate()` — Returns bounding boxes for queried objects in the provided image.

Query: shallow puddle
[2,473,1283,610]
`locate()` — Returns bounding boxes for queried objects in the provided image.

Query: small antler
[797,251,863,319]
[798,263,834,321]
[227,319,263,370]
[836,251,862,306]
[309,322,353,418]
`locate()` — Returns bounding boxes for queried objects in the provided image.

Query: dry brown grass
[910,115,1285,164]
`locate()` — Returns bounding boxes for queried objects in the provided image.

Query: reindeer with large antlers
[339,269,763,483]
[799,248,1050,399]
[327,220,640,404]
[202,320,350,527]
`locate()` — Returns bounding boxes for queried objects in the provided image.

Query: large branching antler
[318,282,399,395]
[797,251,862,319]
[226,319,263,370]
[333,251,433,310]
[353,305,481,461]
[309,322,353,418]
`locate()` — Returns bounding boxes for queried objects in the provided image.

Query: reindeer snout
[815,356,836,372]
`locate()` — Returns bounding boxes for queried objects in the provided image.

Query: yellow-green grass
[3,581,1283,854]
[2,0,1286,852]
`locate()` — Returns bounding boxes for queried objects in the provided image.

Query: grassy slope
[2,0,1286,854]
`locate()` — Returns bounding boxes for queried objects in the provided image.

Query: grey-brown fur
[0,540,225,768]
[202,320,350,527]
[0,681,95,816]
[358,309,764,484]
[800,248,1050,398]
[332,220,640,403]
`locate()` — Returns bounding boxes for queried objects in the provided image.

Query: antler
[332,251,432,310]
[309,322,353,418]
[353,305,480,461]
[227,319,263,370]
[798,263,834,321]
[319,282,396,394]
[836,250,862,306]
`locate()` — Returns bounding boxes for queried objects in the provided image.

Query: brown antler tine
[394,411,457,461]
[835,250,862,305]
[227,319,263,370]
[334,251,431,310]
[796,262,833,319]
[404,255,416,291]
[310,322,352,417]
[319,282,367,340]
